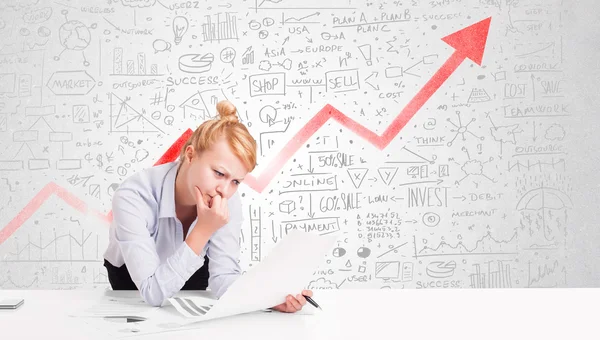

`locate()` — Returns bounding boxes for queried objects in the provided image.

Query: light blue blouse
[103,160,243,306]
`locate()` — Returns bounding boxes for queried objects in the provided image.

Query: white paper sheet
[168,230,339,322]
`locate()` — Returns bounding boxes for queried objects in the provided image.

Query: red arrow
[0,17,491,245]
[0,130,193,245]
[243,17,491,192]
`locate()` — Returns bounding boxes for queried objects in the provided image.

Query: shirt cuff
[167,242,206,282]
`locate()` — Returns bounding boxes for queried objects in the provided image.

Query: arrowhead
[441,17,491,65]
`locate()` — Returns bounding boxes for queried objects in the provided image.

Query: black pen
[303,295,322,311]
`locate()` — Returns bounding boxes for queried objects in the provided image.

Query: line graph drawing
[252,0,356,11]
[281,12,321,25]
[0,274,39,289]
[0,129,191,246]
[0,18,492,248]
[92,268,109,284]
[527,260,566,288]
[2,229,99,263]
[413,231,519,258]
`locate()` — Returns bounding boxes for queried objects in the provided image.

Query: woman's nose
[215,183,229,197]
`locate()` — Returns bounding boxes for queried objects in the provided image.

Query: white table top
[0,288,597,340]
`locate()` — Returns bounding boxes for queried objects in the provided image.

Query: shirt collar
[158,161,180,219]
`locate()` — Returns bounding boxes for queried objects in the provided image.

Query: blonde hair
[179,100,257,172]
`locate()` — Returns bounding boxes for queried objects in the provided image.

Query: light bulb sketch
[172,16,189,45]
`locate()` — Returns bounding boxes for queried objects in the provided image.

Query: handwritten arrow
[308,193,315,218]
[271,221,277,243]
[365,71,380,90]
[531,74,536,101]
[243,17,491,193]
[397,179,444,187]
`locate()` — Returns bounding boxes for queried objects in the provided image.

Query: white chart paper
[169,230,338,322]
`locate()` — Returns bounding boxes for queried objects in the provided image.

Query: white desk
[0,288,596,340]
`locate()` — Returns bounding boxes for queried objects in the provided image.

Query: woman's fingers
[296,294,307,306]
[211,194,222,211]
[195,186,206,208]
[302,289,313,297]
[221,197,229,222]
[272,294,308,313]
[287,295,301,311]
[220,196,228,210]
[276,302,289,313]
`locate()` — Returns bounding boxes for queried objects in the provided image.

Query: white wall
[0,0,598,291]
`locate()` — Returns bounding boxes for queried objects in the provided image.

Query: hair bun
[216,100,238,123]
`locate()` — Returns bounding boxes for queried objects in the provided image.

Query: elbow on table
[143,295,164,307]
[138,281,166,307]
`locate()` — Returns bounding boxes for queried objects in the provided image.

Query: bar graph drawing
[242,47,255,65]
[111,48,162,76]
[202,13,238,43]
[469,261,513,288]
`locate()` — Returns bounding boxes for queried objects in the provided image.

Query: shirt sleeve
[112,187,206,307]
[206,192,243,299]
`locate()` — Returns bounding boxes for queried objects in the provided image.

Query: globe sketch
[58,20,90,50]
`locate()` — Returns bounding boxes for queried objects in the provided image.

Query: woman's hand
[271,289,313,313]
[186,186,229,255]
[194,186,229,235]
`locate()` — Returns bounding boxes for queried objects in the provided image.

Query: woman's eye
[214,170,224,177]
[233,180,240,185]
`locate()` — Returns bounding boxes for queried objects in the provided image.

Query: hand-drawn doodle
[172,16,189,45]
[53,10,96,67]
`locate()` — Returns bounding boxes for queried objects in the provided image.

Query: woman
[103,100,312,311]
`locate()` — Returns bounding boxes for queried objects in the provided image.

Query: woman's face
[184,137,248,207]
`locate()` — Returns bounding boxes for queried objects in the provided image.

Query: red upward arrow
[0,17,491,245]
[243,17,491,192]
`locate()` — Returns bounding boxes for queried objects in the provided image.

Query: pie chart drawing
[357,247,371,258]
[332,247,346,257]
